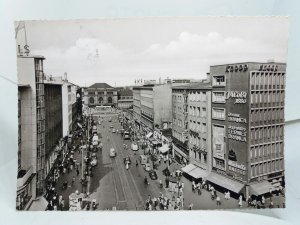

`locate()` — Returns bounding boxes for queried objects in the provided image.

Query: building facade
[44,83,63,179]
[133,88,142,130]
[187,84,212,172]
[117,88,133,109]
[17,55,46,209]
[133,84,172,133]
[207,62,286,198]
[83,83,117,108]
[171,86,189,164]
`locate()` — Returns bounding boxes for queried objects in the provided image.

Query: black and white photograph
[15,17,288,211]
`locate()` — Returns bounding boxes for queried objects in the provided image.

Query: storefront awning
[188,167,208,179]
[29,197,48,211]
[146,132,153,138]
[250,181,274,196]
[206,172,244,194]
[181,164,197,173]
[159,145,169,154]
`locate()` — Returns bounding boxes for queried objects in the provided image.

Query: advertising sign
[212,125,225,160]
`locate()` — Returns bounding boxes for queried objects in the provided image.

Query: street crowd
[44,115,93,211]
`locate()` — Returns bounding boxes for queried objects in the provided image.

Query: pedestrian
[238,195,243,208]
[60,198,65,210]
[188,203,193,210]
[76,168,80,176]
[192,180,195,192]
[126,162,129,170]
[269,199,274,208]
[136,160,138,167]
[197,184,202,195]
[261,195,265,206]
[72,176,75,186]
[216,196,221,206]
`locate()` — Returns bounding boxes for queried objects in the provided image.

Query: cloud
[31,32,288,86]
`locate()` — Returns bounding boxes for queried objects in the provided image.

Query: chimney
[64,72,68,82]
[206,72,211,83]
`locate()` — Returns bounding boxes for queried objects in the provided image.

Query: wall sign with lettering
[258,64,278,72]
[228,112,247,124]
[225,64,248,73]
[228,125,247,142]
[225,91,247,104]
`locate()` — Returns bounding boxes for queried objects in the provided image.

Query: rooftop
[118,89,133,96]
[89,83,113,89]
[161,128,172,138]
[210,61,286,67]
[172,82,211,90]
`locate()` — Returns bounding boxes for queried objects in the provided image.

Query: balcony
[17,167,33,189]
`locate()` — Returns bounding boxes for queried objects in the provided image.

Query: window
[215,158,225,169]
[201,107,207,117]
[107,97,112,103]
[213,75,225,86]
[89,97,94,104]
[203,123,207,133]
[98,97,103,104]
[197,107,200,117]
[212,108,225,120]
[212,91,225,103]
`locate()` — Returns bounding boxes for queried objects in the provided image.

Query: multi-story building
[17,55,47,210]
[117,88,133,109]
[83,83,117,108]
[43,83,63,179]
[171,81,212,180]
[45,76,81,137]
[187,84,212,174]
[133,83,172,133]
[133,88,142,130]
[207,62,286,198]
[171,85,189,164]
[17,55,66,210]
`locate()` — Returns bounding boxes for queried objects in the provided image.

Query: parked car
[131,142,138,151]
[149,170,158,180]
[139,155,148,165]
[123,131,130,140]
[110,125,113,128]
[112,129,116,133]
[110,148,116,157]
[123,157,131,165]
[144,163,151,172]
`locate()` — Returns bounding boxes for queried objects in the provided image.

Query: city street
[53,111,285,211]
[89,113,163,210]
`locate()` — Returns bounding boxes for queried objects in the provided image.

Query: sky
[15,17,289,87]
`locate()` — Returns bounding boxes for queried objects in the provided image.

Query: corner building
[207,62,286,199]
